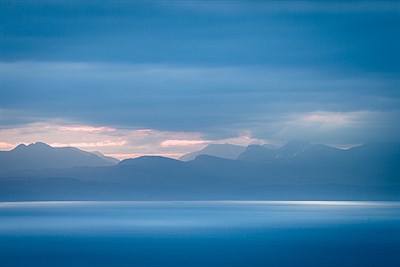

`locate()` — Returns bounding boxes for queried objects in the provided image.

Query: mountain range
[179,143,246,161]
[1,141,399,201]
[0,142,118,174]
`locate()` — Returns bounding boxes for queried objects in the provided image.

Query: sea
[1,201,399,267]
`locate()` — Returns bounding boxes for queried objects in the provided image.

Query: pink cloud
[134,129,154,134]
[160,139,210,147]
[50,140,127,148]
[58,125,115,132]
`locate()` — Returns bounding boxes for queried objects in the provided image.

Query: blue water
[1,201,399,267]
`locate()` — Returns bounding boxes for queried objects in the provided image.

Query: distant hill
[238,140,344,163]
[237,144,277,162]
[1,141,399,201]
[179,143,246,161]
[0,142,119,174]
[91,151,120,164]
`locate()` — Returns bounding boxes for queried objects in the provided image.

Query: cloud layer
[1,1,398,155]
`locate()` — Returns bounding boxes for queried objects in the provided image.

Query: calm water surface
[1,201,399,267]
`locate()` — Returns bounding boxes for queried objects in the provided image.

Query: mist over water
[1,201,399,267]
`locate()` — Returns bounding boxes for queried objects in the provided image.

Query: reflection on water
[1,201,399,267]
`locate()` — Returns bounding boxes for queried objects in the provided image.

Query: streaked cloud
[161,140,210,148]
[50,141,127,148]
[2,61,397,138]
[58,126,115,133]
[1,1,398,151]
[263,111,398,145]
[296,111,365,126]
[166,1,398,15]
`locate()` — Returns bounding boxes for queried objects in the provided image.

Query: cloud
[1,61,398,146]
[2,62,397,136]
[161,140,210,148]
[1,1,398,148]
[58,126,115,132]
[165,1,398,15]
[262,111,399,145]
[50,141,127,148]
[296,111,360,126]
[2,1,398,72]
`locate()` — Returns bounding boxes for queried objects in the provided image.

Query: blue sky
[1,1,399,158]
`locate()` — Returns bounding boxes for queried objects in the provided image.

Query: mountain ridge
[0,142,119,174]
[1,141,398,201]
[179,143,246,161]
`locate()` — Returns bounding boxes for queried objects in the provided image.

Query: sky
[1,0,399,159]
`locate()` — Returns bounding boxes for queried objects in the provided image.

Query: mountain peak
[11,142,52,152]
[2,142,118,174]
[28,142,52,148]
[13,143,27,151]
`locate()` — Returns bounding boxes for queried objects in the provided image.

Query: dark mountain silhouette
[1,141,398,201]
[0,142,118,175]
[179,144,246,161]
